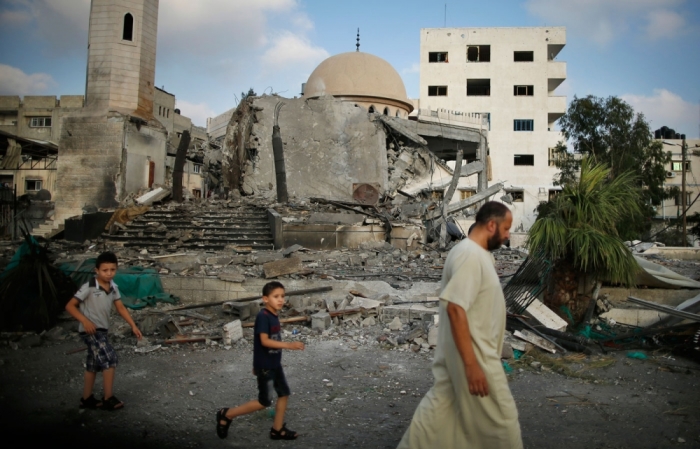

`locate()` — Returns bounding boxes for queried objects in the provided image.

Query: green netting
[59,259,179,310]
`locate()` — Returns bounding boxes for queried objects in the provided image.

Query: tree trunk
[544,260,595,324]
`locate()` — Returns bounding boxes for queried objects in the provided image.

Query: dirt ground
[1,327,699,449]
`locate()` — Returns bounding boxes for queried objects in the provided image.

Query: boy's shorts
[255,367,291,407]
[81,330,118,373]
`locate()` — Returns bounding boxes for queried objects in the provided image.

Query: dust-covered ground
[1,330,699,449]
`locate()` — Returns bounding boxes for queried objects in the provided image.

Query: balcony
[547,61,566,91]
[548,96,567,119]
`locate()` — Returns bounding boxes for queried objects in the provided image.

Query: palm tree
[527,157,641,323]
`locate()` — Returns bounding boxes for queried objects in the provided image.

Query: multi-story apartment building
[655,127,700,229]
[418,27,567,231]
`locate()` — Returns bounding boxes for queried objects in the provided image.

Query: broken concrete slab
[601,308,668,327]
[308,213,365,226]
[514,330,556,353]
[634,255,700,289]
[263,257,303,278]
[282,244,305,256]
[525,299,568,332]
[250,252,285,265]
[217,273,246,283]
[136,187,171,206]
[349,297,384,310]
[223,320,243,345]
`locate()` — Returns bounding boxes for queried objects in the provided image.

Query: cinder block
[311,311,331,330]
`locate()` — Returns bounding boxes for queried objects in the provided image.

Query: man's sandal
[216,408,232,439]
[79,394,102,409]
[101,395,124,411]
[270,423,298,440]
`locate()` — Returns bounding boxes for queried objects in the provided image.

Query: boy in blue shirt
[65,251,142,411]
[216,281,305,440]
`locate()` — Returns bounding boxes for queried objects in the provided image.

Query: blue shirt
[253,309,282,370]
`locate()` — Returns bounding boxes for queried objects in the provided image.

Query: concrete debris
[223,320,243,345]
[388,316,403,331]
[311,312,331,330]
[263,257,303,278]
[514,330,557,353]
[136,187,172,206]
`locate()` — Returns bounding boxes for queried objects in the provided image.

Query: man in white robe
[398,201,523,449]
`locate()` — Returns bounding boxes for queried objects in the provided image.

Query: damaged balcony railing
[503,253,552,314]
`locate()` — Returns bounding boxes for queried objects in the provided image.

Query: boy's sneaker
[79,394,102,409]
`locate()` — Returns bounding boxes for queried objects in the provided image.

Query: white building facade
[418,27,567,231]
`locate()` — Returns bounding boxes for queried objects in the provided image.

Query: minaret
[84,0,159,118]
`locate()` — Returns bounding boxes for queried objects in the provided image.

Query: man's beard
[487,228,504,251]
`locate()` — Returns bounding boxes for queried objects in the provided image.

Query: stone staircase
[30,218,65,239]
[102,206,275,251]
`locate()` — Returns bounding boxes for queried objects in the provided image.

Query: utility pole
[682,135,687,246]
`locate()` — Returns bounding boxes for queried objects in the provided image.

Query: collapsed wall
[223,95,388,202]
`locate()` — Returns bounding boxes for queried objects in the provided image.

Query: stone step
[127,220,270,227]
[107,230,273,239]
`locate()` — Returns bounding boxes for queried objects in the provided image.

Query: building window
[466,45,490,62]
[549,189,561,201]
[506,190,524,202]
[514,155,534,166]
[459,189,475,200]
[428,86,448,96]
[514,85,534,96]
[514,51,534,62]
[514,119,534,131]
[466,79,490,96]
[395,110,401,118]
[29,117,52,127]
[383,107,390,115]
[429,52,449,63]
[193,164,201,174]
[166,109,169,118]
[548,147,559,167]
[675,192,692,206]
[672,161,690,172]
[368,105,376,113]
[25,180,42,191]
[123,13,134,41]
[193,189,202,198]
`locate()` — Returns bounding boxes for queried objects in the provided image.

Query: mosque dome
[304,52,413,117]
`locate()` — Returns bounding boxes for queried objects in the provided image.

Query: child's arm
[65,297,97,334]
[114,300,142,339]
[260,333,304,350]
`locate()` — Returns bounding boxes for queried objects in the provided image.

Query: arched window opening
[396,110,401,118]
[368,105,376,114]
[383,107,390,116]
[123,13,134,41]
[166,109,169,118]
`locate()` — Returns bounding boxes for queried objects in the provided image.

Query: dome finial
[356,28,360,52]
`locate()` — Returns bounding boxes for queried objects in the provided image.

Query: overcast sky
[0,0,698,138]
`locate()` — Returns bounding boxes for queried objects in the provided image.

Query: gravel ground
[1,330,699,449]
